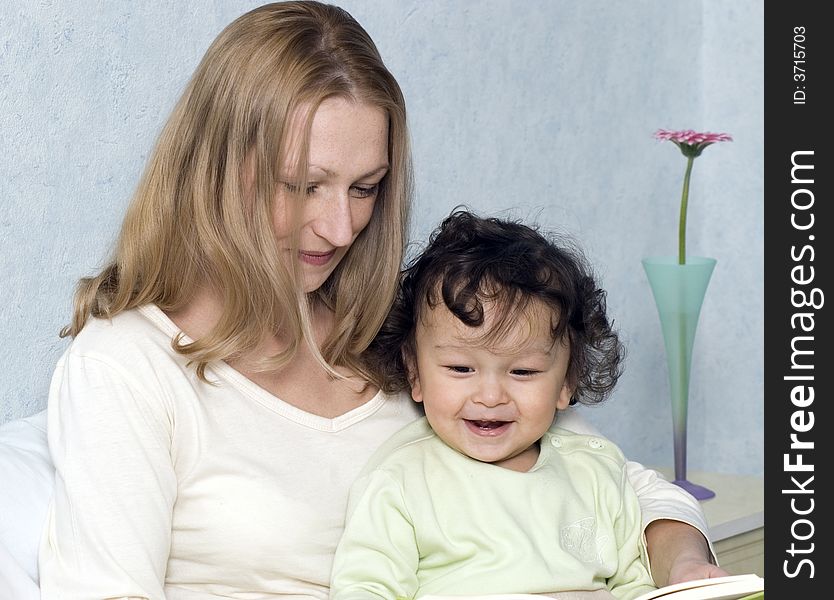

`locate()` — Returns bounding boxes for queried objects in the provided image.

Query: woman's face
[274,97,389,293]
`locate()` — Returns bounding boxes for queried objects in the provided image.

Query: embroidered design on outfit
[560,517,607,564]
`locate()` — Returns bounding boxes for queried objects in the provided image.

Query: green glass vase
[642,256,716,500]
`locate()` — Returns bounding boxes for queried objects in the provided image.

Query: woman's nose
[313,191,354,247]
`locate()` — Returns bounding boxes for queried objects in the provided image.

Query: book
[631,574,763,600]
[417,574,764,600]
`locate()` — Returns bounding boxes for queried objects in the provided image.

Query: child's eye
[445,365,474,374]
[350,184,379,199]
[283,182,318,195]
[510,369,541,377]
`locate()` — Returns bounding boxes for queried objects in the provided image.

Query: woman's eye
[283,182,317,195]
[350,184,379,199]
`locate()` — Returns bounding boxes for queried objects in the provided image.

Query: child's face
[410,299,573,473]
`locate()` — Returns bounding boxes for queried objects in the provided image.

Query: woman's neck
[164,287,376,418]
[164,286,224,343]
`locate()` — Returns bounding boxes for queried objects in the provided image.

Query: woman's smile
[298,249,337,266]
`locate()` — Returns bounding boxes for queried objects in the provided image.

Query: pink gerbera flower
[654,129,733,263]
[654,128,733,158]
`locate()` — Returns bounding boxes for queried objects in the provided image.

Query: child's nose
[475,375,508,407]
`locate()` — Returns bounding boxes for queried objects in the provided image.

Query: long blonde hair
[62,1,413,383]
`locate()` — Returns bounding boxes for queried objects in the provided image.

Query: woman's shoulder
[64,305,183,372]
[49,306,193,431]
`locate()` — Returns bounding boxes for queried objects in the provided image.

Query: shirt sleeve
[330,469,419,600]
[557,408,717,563]
[624,459,718,563]
[38,351,177,600]
[606,467,657,599]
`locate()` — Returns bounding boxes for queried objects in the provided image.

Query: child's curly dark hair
[365,209,624,405]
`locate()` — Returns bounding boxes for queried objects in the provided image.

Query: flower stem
[678,155,695,265]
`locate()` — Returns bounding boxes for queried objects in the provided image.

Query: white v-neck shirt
[39,305,422,599]
[38,305,712,599]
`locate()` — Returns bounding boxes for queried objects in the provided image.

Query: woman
[39,2,724,598]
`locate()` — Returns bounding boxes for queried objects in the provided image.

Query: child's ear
[556,338,574,410]
[410,376,423,404]
[404,353,423,404]
[556,381,573,410]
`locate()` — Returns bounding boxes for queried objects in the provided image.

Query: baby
[330,210,656,600]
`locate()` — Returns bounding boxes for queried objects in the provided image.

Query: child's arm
[330,470,420,600]
[557,408,719,585]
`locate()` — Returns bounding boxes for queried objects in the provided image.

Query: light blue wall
[0,1,763,475]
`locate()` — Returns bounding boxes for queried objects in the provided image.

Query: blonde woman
[38,2,725,598]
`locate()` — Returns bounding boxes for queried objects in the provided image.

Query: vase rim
[641,256,717,266]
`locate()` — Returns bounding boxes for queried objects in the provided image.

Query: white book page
[417,575,764,600]
[633,574,764,600]
[420,592,610,600]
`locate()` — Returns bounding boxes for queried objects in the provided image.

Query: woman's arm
[645,519,728,585]
[556,408,727,587]
[624,459,725,585]
[39,350,176,599]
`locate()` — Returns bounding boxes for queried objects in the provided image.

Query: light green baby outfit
[330,417,656,600]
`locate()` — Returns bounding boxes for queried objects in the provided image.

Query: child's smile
[464,419,512,435]
[409,298,574,473]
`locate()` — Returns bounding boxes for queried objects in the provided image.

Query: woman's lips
[298,250,336,266]
[464,419,512,437]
